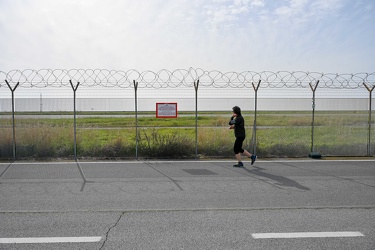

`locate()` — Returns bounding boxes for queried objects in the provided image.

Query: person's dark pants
[233,137,245,154]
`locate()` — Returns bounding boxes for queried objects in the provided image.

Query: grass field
[0,111,374,159]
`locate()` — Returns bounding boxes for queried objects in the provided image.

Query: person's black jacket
[229,115,246,138]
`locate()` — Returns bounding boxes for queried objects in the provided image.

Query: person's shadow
[244,166,310,191]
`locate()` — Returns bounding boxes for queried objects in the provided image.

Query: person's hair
[232,106,241,115]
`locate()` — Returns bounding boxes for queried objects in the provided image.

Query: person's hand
[229,125,235,129]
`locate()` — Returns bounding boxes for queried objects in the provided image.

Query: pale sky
[0,0,374,73]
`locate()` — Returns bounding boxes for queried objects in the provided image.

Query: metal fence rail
[1,69,374,160]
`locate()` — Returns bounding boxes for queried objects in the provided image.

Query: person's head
[232,106,241,116]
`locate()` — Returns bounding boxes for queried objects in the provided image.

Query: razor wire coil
[1,68,374,89]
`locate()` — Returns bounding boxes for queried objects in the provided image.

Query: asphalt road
[0,159,374,249]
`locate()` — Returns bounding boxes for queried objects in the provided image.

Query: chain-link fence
[1,69,374,160]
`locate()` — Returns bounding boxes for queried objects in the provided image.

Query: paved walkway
[0,159,374,249]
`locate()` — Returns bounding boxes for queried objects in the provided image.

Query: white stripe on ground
[0,237,102,244]
[251,231,365,239]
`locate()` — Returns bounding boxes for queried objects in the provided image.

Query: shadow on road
[244,166,311,191]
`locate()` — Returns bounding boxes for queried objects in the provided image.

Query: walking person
[229,106,256,167]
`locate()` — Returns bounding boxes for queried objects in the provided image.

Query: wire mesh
[1,69,374,159]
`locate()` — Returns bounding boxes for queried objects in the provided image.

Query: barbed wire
[1,68,374,89]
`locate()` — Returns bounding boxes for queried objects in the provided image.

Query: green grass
[1,112,370,128]
[0,111,373,159]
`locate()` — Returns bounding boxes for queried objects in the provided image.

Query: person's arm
[229,116,236,125]
[229,116,236,129]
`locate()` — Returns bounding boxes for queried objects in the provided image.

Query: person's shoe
[250,155,257,165]
[233,162,244,168]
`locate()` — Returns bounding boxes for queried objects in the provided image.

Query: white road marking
[252,231,365,239]
[0,236,102,244]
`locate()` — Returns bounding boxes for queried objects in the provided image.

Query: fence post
[194,79,199,159]
[363,82,375,156]
[251,80,261,156]
[134,80,139,160]
[309,80,321,158]
[5,80,19,160]
[69,80,80,160]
